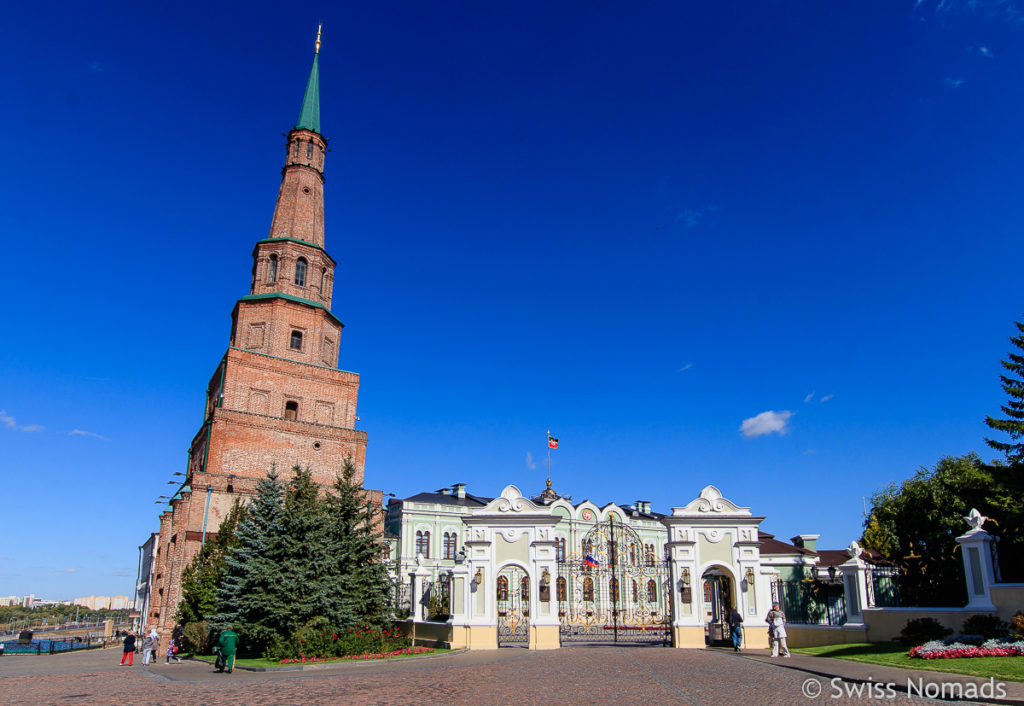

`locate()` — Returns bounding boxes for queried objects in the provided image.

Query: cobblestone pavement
[0,645,986,705]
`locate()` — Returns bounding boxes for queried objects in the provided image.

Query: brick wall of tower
[268,129,327,248]
[231,298,343,367]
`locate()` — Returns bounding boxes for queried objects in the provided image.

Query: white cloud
[740,410,794,438]
[945,77,966,88]
[525,452,536,470]
[676,209,702,229]
[979,46,994,58]
[70,429,110,441]
[56,568,77,574]
[1,410,43,432]
[804,392,815,403]
[678,363,693,372]
[820,394,834,403]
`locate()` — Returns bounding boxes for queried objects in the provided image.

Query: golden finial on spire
[315,23,322,54]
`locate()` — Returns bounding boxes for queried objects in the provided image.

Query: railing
[774,579,847,626]
[868,566,902,608]
[0,635,115,656]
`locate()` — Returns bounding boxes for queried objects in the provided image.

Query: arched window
[267,254,278,283]
[520,575,530,601]
[647,579,657,602]
[443,532,457,560]
[629,543,636,565]
[645,544,655,567]
[608,541,618,566]
[583,576,594,602]
[555,537,566,562]
[290,330,303,350]
[632,579,638,602]
[320,267,327,293]
[496,575,508,602]
[582,539,593,556]
[610,578,620,603]
[415,530,430,558]
[306,141,313,158]
[284,400,298,421]
[556,576,567,602]
[295,257,307,286]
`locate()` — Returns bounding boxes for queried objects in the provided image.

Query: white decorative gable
[478,485,547,516]
[671,485,751,517]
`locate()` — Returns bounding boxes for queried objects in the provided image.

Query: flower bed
[279,647,433,664]
[910,639,1024,660]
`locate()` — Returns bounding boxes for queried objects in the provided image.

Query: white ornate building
[384,481,836,649]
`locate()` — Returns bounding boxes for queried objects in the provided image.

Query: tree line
[862,317,1024,604]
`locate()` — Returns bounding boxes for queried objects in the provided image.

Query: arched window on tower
[320,267,327,294]
[290,330,303,350]
[295,258,307,287]
[306,141,313,158]
[284,400,298,421]
[267,254,278,283]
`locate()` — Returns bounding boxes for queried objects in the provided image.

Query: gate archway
[701,566,735,646]
[496,564,530,647]
[557,517,671,644]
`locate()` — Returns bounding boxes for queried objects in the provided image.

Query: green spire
[296,26,321,133]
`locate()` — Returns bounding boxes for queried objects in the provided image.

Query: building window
[647,579,657,603]
[267,254,278,283]
[520,575,530,602]
[293,140,299,156]
[582,539,593,557]
[320,267,327,293]
[608,541,618,566]
[555,537,566,562]
[632,580,638,602]
[415,530,430,558]
[645,544,655,567]
[556,576,567,602]
[306,142,313,158]
[610,578,620,603]
[290,330,303,350]
[284,400,298,421]
[496,575,508,602]
[443,532,457,560]
[583,577,594,602]
[295,257,307,286]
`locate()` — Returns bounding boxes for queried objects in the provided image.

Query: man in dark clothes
[217,629,239,673]
[726,606,744,651]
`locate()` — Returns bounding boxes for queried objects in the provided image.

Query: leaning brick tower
[146,29,380,636]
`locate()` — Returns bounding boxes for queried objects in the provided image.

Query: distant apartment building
[0,596,19,607]
[73,595,133,611]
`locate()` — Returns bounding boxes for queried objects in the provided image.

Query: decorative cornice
[235,292,342,327]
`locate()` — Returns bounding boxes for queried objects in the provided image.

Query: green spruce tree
[985,317,1024,463]
[323,458,394,629]
[983,316,1024,581]
[213,467,290,655]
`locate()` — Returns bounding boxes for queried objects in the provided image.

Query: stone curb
[725,650,1024,706]
[186,648,468,672]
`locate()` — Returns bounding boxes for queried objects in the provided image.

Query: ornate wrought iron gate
[557,518,672,644]
[496,565,530,647]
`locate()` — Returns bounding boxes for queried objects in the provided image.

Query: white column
[956,509,998,611]
[411,562,431,623]
[837,541,870,626]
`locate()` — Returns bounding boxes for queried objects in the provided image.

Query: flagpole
[546,429,551,487]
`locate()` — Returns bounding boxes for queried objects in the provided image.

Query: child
[165,636,181,663]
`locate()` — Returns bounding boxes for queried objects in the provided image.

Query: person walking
[165,636,180,664]
[217,628,239,674]
[119,631,136,666]
[140,631,153,665]
[726,606,744,651]
[765,603,790,657]
[148,628,160,664]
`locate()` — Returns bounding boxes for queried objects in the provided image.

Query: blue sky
[2,0,1022,598]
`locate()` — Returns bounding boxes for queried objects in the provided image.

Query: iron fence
[868,565,902,608]
[774,579,846,626]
